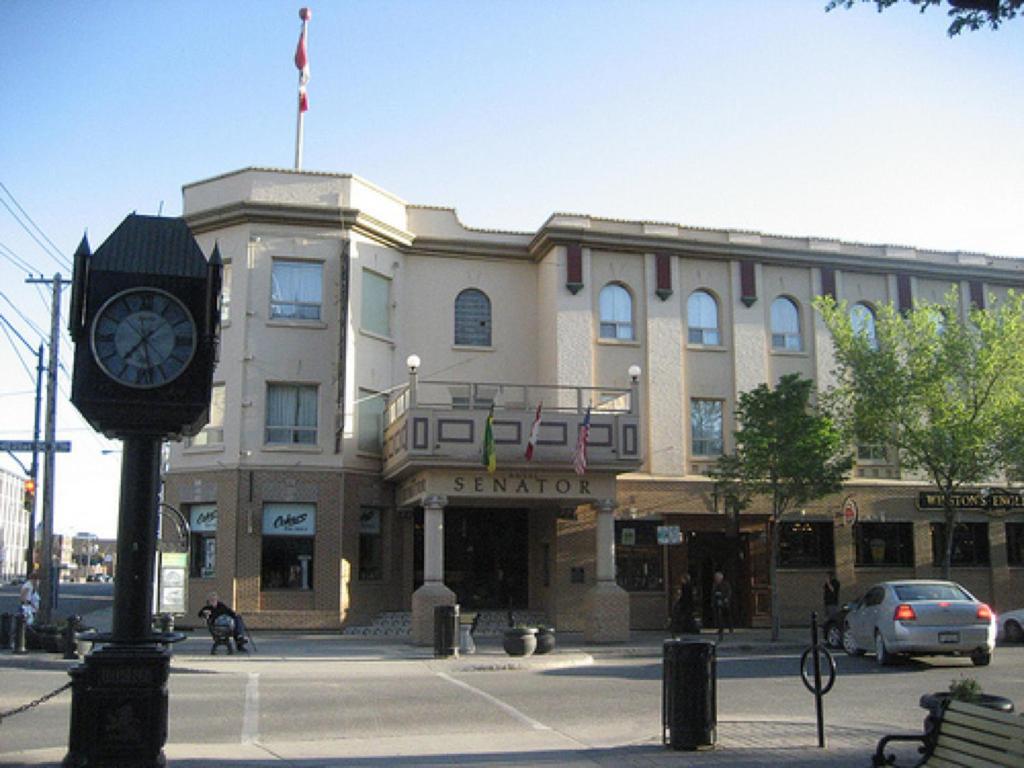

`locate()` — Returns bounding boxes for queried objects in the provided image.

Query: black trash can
[433,604,460,658]
[0,612,11,649]
[663,639,717,750]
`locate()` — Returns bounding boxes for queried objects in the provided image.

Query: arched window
[770,297,802,351]
[687,290,720,345]
[599,284,633,340]
[850,302,877,349]
[454,288,492,346]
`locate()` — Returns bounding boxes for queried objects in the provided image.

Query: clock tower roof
[91,214,208,277]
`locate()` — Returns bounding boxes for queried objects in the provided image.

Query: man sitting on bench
[198,591,249,652]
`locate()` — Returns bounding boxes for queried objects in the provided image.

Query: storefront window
[359,507,383,581]
[854,522,913,567]
[778,522,834,568]
[615,520,664,592]
[1007,523,1024,566]
[930,522,990,567]
[187,503,217,578]
[262,503,315,589]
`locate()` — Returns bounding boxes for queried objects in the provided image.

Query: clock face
[90,289,197,389]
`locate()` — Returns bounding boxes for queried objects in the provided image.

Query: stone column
[584,499,630,642]
[411,495,456,645]
[989,521,1010,611]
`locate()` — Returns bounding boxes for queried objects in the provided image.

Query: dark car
[822,602,855,649]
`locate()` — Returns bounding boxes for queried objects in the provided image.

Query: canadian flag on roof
[295,8,311,112]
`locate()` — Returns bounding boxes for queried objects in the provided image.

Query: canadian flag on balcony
[524,402,543,461]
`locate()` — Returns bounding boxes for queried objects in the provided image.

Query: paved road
[2,628,1022,767]
[0,581,113,624]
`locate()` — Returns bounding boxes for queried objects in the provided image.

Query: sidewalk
[4,609,867,767]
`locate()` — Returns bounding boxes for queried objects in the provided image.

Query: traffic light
[23,478,35,513]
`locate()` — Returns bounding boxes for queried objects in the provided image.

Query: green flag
[482,405,496,473]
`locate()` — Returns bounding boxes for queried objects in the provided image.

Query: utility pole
[26,273,69,625]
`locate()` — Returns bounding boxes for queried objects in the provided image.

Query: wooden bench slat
[933,739,1024,768]
[940,722,1013,749]
[944,708,1024,741]
[925,756,972,768]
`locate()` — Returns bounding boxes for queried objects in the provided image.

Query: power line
[0,319,36,384]
[0,182,71,271]
[0,239,39,275]
[0,289,48,339]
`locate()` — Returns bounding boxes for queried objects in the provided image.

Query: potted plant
[534,625,556,655]
[502,625,537,657]
[919,676,1015,732]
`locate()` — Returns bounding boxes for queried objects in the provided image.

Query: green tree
[816,289,1024,579]
[711,374,853,641]
[825,0,1021,36]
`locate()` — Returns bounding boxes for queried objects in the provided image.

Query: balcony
[381,375,642,482]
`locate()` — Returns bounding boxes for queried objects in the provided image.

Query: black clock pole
[112,435,162,641]
[64,434,173,768]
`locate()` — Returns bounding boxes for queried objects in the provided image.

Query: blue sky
[1,1,1022,540]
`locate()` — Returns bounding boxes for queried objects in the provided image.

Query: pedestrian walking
[669,573,698,636]
[19,571,40,625]
[823,571,841,620]
[711,571,733,640]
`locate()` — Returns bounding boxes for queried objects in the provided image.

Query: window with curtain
[454,288,492,346]
[361,269,391,337]
[690,399,723,456]
[850,302,877,349]
[931,522,990,566]
[357,389,385,454]
[687,290,720,345]
[270,260,322,320]
[857,444,886,462]
[598,284,633,340]
[265,383,318,444]
[190,384,225,447]
[854,522,914,566]
[220,262,232,323]
[770,297,802,350]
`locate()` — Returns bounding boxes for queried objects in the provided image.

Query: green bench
[873,699,1024,767]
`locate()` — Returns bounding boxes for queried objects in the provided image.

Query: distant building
[163,167,1024,638]
[0,467,29,582]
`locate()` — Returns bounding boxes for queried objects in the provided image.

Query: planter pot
[919,692,1014,735]
[503,628,537,657]
[534,628,556,655]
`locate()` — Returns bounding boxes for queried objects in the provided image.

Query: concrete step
[342,609,550,638]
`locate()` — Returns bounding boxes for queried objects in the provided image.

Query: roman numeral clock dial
[90,288,197,389]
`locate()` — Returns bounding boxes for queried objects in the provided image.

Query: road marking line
[241,672,260,744]
[435,671,552,731]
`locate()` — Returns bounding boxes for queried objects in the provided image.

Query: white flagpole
[294,8,311,170]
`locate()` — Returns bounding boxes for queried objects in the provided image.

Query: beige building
[0,468,30,582]
[163,167,1024,639]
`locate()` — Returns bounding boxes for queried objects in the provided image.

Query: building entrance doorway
[413,508,529,610]
[686,532,750,629]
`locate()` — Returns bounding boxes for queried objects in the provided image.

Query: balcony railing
[382,379,642,480]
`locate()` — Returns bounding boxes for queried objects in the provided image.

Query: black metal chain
[0,682,72,726]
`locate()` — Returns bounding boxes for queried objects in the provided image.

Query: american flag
[572,407,591,475]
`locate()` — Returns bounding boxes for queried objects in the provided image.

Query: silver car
[842,580,996,666]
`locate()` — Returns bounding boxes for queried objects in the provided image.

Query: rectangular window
[361,269,391,337]
[265,383,318,445]
[857,444,886,462]
[220,262,232,323]
[779,522,835,568]
[271,260,322,320]
[357,389,385,454]
[1007,523,1024,566]
[190,384,225,447]
[690,399,723,456]
[187,503,217,578]
[854,522,914,567]
[931,522,990,567]
[614,521,664,592]
[358,507,383,581]
[261,503,315,590]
